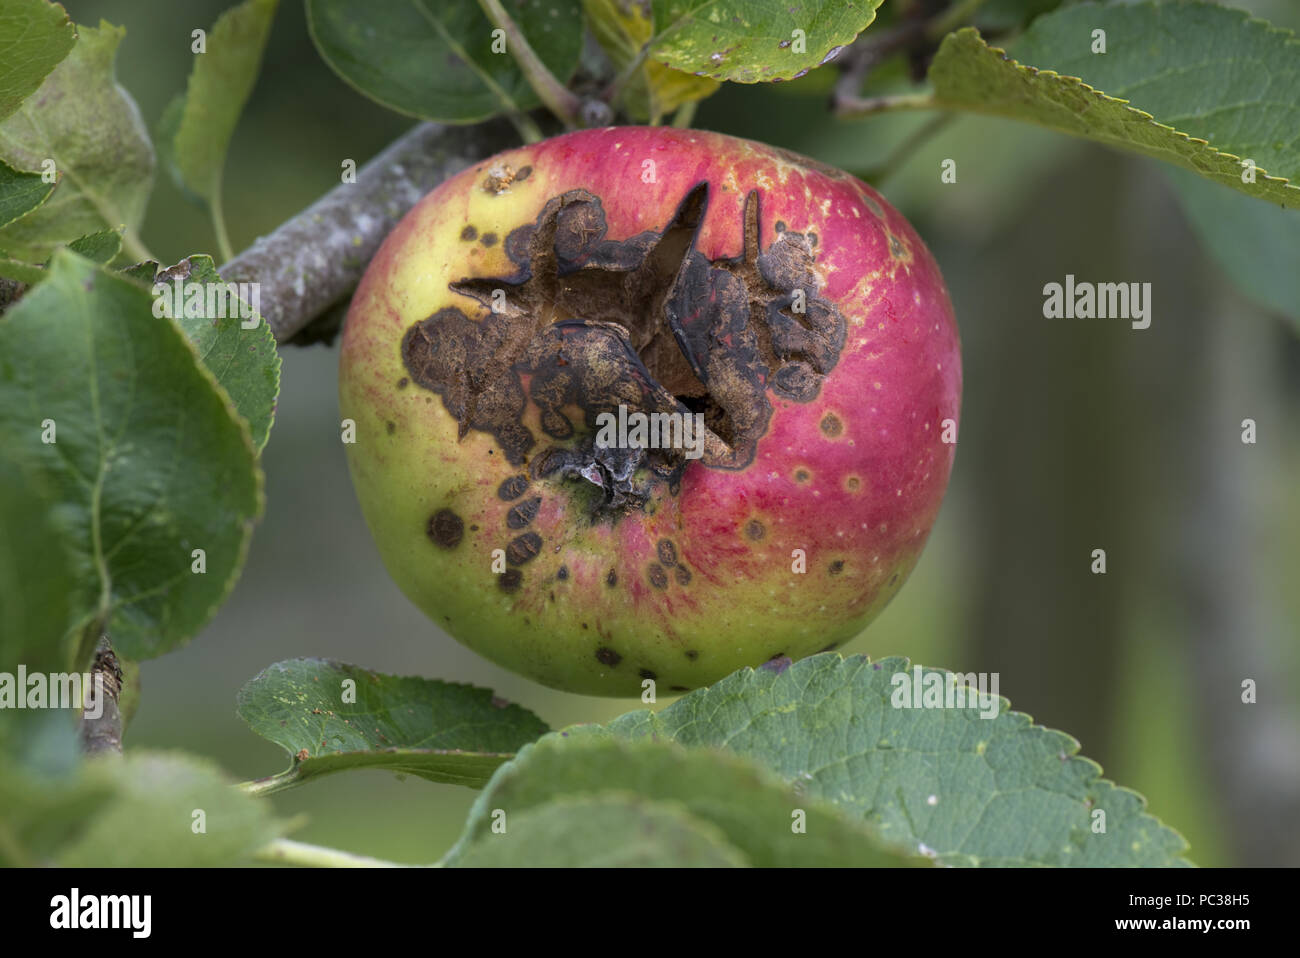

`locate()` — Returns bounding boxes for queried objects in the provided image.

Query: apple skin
[339,127,960,696]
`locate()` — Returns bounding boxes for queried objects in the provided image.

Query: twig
[835,92,937,118]
[477,0,582,128]
[238,767,303,797]
[79,635,124,755]
[218,120,517,344]
[255,838,409,868]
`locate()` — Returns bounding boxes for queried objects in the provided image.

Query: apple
[339,127,960,696]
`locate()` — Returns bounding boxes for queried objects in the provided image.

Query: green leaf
[0,255,43,283]
[580,654,1192,866]
[0,0,76,122]
[0,251,262,664]
[452,793,750,866]
[236,658,550,790]
[1165,166,1300,328]
[445,735,921,866]
[0,22,155,262]
[648,0,883,83]
[306,0,583,123]
[0,457,79,677]
[64,227,122,264]
[0,157,55,229]
[0,749,114,866]
[929,5,1300,207]
[583,0,718,122]
[118,259,158,285]
[156,255,280,452]
[54,751,283,866]
[162,0,277,204]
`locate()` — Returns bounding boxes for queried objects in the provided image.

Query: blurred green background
[64,0,1299,866]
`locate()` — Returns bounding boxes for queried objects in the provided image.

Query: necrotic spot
[506,532,542,565]
[428,509,463,548]
[674,566,692,586]
[460,225,478,241]
[596,647,622,666]
[499,569,522,592]
[656,539,678,567]
[820,413,843,437]
[639,668,657,680]
[498,475,529,501]
[648,563,668,589]
[557,565,569,580]
[481,232,498,247]
[829,559,845,576]
[745,519,766,541]
[507,496,541,528]
[606,568,618,587]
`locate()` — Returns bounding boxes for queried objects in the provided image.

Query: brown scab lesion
[673,566,692,586]
[427,508,464,548]
[506,496,541,529]
[596,647,622,666]
[499,568,523,592]
[638,668,657,680]
[400,183,847,483]
[647,563,668,589]
[684,649,699,661]
[506,531,542,565]
[888,233,908,259]
[480,232,498,247]
[845,475,861,492]
[819,413,843,437]
[396,377,409,389]
[606,568,618,587]
[498,475,530,501]
[744,519,766,541]
[656,539,678,567]
[556,565,569,580]
[460,225,478,242]
[829,559,845,576]
[793,468,811,484]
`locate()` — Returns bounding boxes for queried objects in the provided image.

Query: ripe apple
[339,127,960,696]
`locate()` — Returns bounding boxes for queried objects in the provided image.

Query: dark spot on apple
[647,563,669,589]
[428,508,463,548]
[596,647,622,666]
[557,564,569,580]
[685,649,699,660]
[656,539,677,566]
[762,654,793,674]
[515,165,532,182]
[397,377,409,389]
[606,568,618,587]
[481,232,498,247]
[794,468,811,483]
[890,572,900,586]
[498,475,529,500]
[820,412,843,437]
[670,685,689,692]
[674,565,692,586]
[499,568,522,592]
[506,531,542,565]
[829,559,844,576]
[386,421,395,435]
[506,496,541,528]
[845,475,861,492]
[889,233,906,258]
[862,195,884,219]
[639,668,657,680]
[460,225,478,241]
[774,220,786,232]
[408,184,845,489]
[581,622,588,629]
[745,519,766,541]
[469,524,478,531]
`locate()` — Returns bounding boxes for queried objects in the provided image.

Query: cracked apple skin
[339,127,960,696]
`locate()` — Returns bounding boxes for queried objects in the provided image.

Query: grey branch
[79,635,124,755]
[219,120,518,344]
